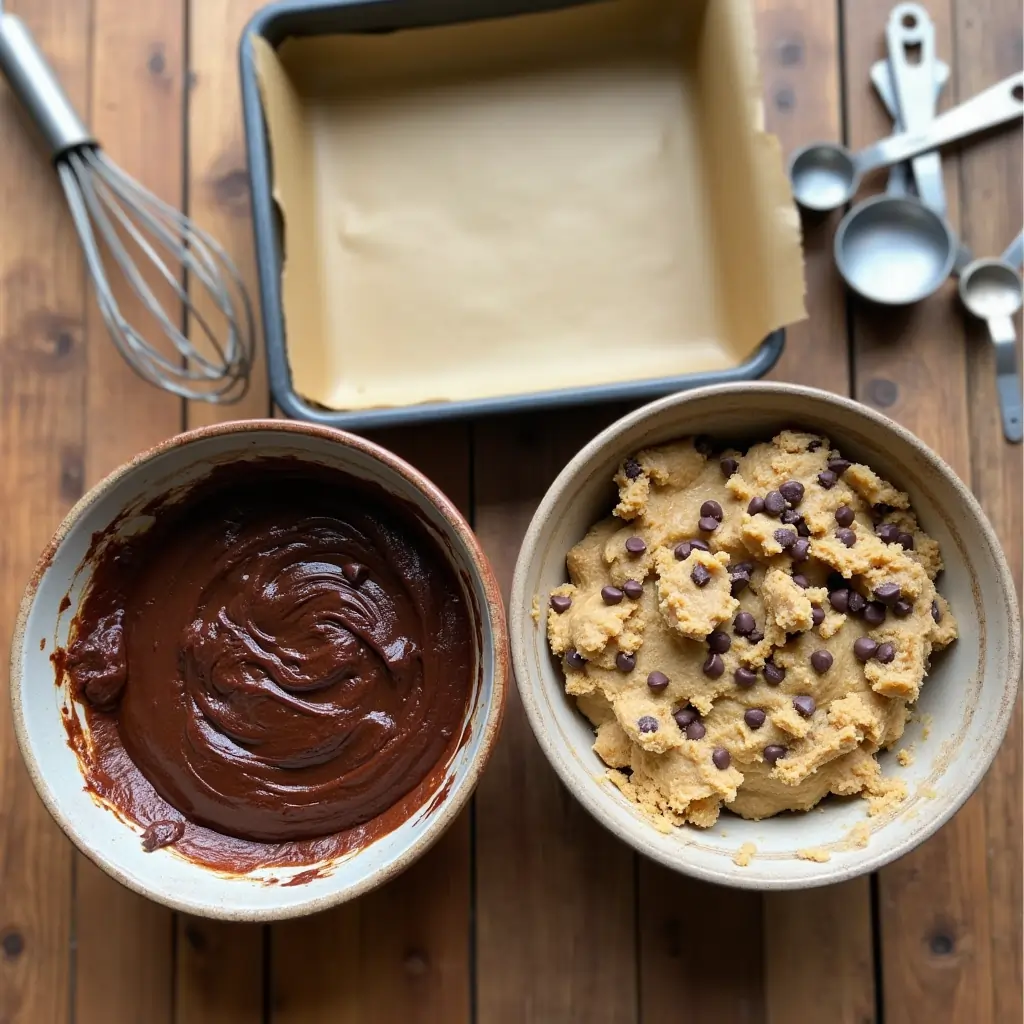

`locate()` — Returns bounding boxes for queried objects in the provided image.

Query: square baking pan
[239,0,803,432]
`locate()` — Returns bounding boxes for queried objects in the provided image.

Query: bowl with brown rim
[510,383,1019,888]
[10,420,507,920]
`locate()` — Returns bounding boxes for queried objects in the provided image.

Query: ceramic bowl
[510,383,1020,888]
[11,420,507,920]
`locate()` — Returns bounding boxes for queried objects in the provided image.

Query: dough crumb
[796,847,832,863]
[843,821,872,849]
[920,713,933,740]
[530,595,540,623]
[733,842,757,867]
[917,783,938,800]
[897,747,914,767]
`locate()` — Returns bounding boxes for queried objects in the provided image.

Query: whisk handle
[0,12,93,157]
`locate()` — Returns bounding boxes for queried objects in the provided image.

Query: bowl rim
[510,381,1021,889]
[9,418,508,921]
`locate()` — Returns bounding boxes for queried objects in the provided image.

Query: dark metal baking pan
[239,0,787,432]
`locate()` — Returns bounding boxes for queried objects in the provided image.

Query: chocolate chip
[616,651,636,672]
[810,649,833,673]
[847,590,866,615]
[807,439,823,452]
[791,538,810,563]
[876,642,896,664]
[694,435,715,456]
[747,496,766,515]
[674,541,692,560]
[817,470,838,489]
[342,562,369,586]
[780,480,805,506]
[623,579,644,600]
[624,458,643,480]
[764,744,787,764]
[763,659,786,685]
[811,604,825,626]
[674,707,698,728]
[764,490,787,516]
[893,598,914,618]
[703,652,725,678]
[734,611,756,636]
[792,573,809,589]
[853,637,878,662]
[730,575,750,597]
[829,588,850,613]
[774,528,798,549]
[732,560,754,575]
[834,505,855,527]
[686,719,707,741]
[691,564,711,587]
[744,708,767,729]
[565,649,585,670]
[550,594,572,613]
[898,532,915,551]
[712,747,731,770]
[601,585,624,605]
[872,502,894,521]
[931,599,942,623]
[689,539,710,553]
[625,536,647,554]
[747,629,765,644]
[780,508,802,526]
[874,583,902,606]
[863,602,887,626]
[836,527,857,547]
[793,695,816,718]
[700,499,724,521]
[698,516,720,533]
[877,523,900,544]
[796,520,811,538]
[638,715,659,733]
[647,671,670,692]
[721,457,739,478]
[708,629,732,653]
[827,571,848,592]
[828,458,851,476]
[734,666,758,688]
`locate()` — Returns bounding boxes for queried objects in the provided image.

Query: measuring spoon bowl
[789,143,859,212]
[959,259,1024,319]
[834,194,958,305]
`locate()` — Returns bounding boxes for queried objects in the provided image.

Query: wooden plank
[272,424,473,1024]
[473,406,638,1024]
[0,1,91,1020]
[749,5,878,1023]
[758,0,851,395]
[842,3,995,1022]
[72,2,186,1020]
[177,1,270,1019]
[953,2,1024,1021]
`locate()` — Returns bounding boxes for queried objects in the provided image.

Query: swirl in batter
[62,459,473,862]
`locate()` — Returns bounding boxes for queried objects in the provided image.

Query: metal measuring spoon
[959,232,1024,443]
[834,9,961,304]
[789,71,1024,212]
[872,56,949,197]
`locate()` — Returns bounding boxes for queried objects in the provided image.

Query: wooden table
[0,1,1020,1021]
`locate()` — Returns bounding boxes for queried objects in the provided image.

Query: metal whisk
[0,6,254,402]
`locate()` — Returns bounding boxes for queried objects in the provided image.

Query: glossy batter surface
[61,459,473,868]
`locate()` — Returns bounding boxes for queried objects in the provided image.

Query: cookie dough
[545,430,957,831]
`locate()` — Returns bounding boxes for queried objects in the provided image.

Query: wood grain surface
[0,1,1019,1022]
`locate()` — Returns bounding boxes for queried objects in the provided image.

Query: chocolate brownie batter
[59,458,474,871]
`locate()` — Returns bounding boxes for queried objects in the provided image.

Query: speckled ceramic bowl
[511,383,1020,888]
[11,421,507,920]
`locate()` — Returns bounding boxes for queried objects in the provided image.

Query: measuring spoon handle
[1002,230,1024,271]
[989,315,1024,443]
[856,72,1024,174]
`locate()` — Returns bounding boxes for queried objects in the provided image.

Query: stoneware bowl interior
[11,421,507,921]
[511,383,1020,889]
